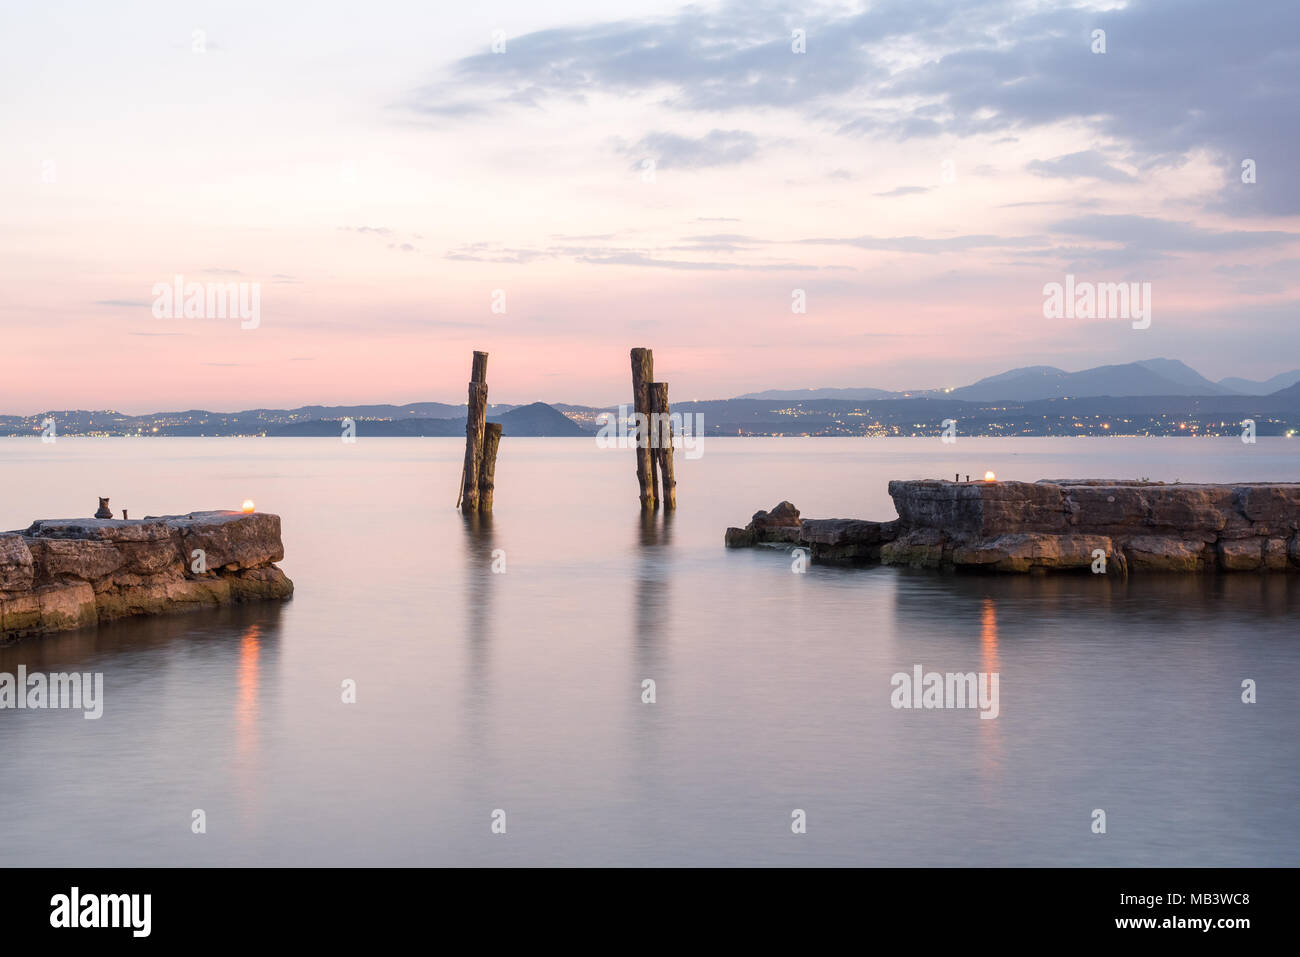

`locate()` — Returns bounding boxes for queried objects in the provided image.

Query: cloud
[620,129,759,169]
[446,243,550,264]
[341,226,396,237]
[798,233,1044,254]
[1026,151,1134,183]
[1050,214,1299,252]
[873,185,932,197]
[405,0,1300,215]
[407,3,887,117]
[345,225,420,252]
[95,299,152,308]
[574,251,814,271]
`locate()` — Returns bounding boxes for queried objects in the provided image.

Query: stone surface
[1123,536,1208,572]
[36,582,98,632]
[1264,538,1289,571]
[724,526,757,548]
[0,533,34,592]
[801,519,899,564]
[951,533,1112,573]
[1218,537,1263,571]
[756,501,800,528]
[2,510,292,640]
[880,528,947,568]
[160,511,285,570]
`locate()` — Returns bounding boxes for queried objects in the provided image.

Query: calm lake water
[1,436,1298,866]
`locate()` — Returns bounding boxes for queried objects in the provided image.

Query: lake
[1,436,1297,866]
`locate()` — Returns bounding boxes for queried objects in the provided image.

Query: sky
[1,0,1297,413]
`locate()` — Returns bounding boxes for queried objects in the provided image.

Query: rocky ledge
[726,480,1300,574]
[1,511,293,639]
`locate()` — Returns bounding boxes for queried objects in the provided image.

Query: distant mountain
[268,402,585,438]
[966,365,1066,386]
[494,402,586,436]
[283,401,491,419]
[1269,380,1300,399]
[1133,359,1229,395]
[549,403,607,413]
[269,418,461,437]
[949,361,1227,402]
[735,359,1235,403]
[736,386,900,401]
[1220,370,1300,395]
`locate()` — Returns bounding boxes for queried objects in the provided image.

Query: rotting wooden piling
[650,382,676,509]
[630,348,656,510]
[478,422,502,512]
[461,351,489,511]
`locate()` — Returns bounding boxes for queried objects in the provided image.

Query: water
[1,437,1297,866]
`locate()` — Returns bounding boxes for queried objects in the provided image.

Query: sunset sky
[2,0,1297,413]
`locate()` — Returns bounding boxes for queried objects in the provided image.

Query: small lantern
[984,471,996,482]
[242,500,256,514]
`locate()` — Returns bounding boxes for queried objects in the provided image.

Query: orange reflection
[236,624,261,757]
[234,623,262,827]
[980,598,1000,674]
[978,598,1004,781]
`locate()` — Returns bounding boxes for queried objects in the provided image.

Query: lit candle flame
[984,471,996,482]
[242,500,256,514]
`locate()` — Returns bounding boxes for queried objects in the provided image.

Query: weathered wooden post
[460,351,489,511]
[650,382,676,509]
[478,422,502,512]
[630,348,656,510]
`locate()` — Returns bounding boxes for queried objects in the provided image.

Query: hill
[266,402,585,437]
[1220,370,1300,395]
[495,402,587,436]
[949,361,1226,402]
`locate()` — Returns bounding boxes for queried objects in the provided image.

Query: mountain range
[2,358,1297,438]
[738,359,1300,403]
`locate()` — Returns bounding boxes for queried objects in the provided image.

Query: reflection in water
[460,511,497,766]
[980,597,1000,676]
[236,624,262,759]
[631,509,674,779]
[0,600,285,673]
[234,623,263,825]
[978,596,1004,783]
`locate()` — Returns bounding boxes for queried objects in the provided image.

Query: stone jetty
[1,511,293,639]
[726,480,1300,574]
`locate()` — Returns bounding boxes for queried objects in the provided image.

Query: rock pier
[726,480,1300,574]
[1,511,293,639]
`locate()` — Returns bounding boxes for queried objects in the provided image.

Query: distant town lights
[242,500,256,514]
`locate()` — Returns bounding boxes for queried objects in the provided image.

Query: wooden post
[461,351,489,511]
[650,382,676,509]
[478,422,502,512]
[630,348,656,510]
